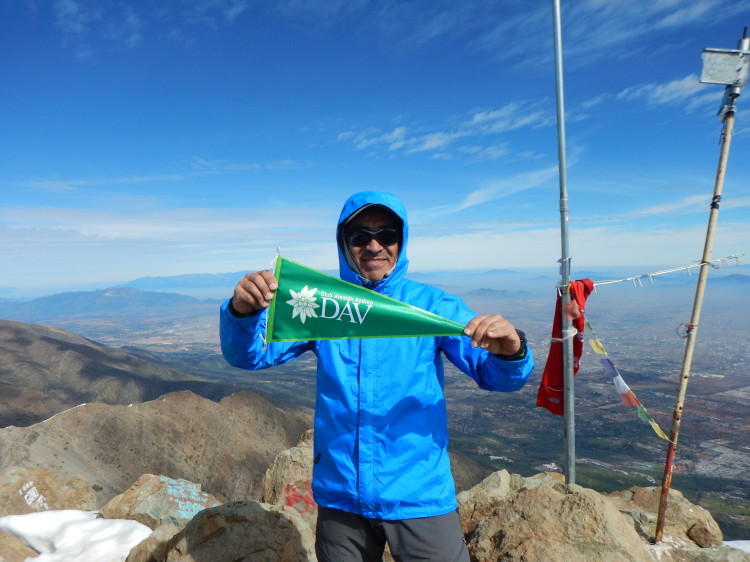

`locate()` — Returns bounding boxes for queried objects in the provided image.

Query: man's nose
[365,237,383,251]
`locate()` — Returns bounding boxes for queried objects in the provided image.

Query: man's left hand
[464,314,521,355]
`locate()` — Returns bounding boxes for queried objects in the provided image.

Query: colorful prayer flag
[586,322,670,442]
[589,338,606,356]
[266,257,466,342]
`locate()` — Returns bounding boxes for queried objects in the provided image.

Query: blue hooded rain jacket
[220,191,534,520]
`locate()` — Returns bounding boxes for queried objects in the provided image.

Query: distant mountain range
[0,269,746,337]
[1,265,747,305]
[711,273,750,285]
[121,272,248,292]
[0,287,220,317]
[119,267,750,298]
[463,287,530,298]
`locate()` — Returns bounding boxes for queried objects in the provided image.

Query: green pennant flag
[266,256,466,342]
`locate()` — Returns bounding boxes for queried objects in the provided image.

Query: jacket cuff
[227,297,248,318]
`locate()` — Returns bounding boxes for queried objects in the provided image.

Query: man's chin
[361,265,388,281]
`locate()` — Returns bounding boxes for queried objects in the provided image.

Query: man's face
[346,207,400,282]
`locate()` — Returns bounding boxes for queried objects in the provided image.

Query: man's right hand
[231,270,278,315]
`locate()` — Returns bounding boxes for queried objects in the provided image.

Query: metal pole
[654,28,748,543]
[551,0,576,484]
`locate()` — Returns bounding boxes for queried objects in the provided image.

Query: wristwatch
[494,329,527,361]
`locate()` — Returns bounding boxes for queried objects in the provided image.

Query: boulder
[647,543,750,562]
[457,470,561,535]
[606,487,723,548]
[0,466,95,516]
[125,523,181,562]
[261,429,317,530]
[0,529,39,562]
[100,473,219,530]
[161,501,316,561]
[459,472,654,562]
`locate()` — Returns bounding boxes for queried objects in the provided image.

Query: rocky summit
[0,319,748,560]
[124,432,750,562]
[0,390,311,511]
[1,398,749,560]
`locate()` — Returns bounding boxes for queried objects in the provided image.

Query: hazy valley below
[0,265,748,541]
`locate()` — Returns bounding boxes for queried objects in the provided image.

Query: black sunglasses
[347,227,400,247]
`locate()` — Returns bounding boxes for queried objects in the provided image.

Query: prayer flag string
[591,253,743,289]
[585,321,671,442]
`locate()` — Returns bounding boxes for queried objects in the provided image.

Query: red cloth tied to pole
[537,278,594,416]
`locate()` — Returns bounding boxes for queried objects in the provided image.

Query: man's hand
[231,270,278,315]
[464,314,521,356]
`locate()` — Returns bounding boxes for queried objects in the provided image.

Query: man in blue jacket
[221,191,534,562]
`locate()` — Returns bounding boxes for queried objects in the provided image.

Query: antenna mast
[551,0,576,484]
[654,26,749,543]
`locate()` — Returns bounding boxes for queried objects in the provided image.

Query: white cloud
[28,174,189,192]
[656,0,716,28]
[42,0,748,65]
[117,5,143,48]
[26,159,304,193]
[457,144,511,162]
[471,106,552,134]
[224,0,251,21]
[575,73,722,115]
[452,166,560,212]
[466,0,744,74]
[51,0,148,54]
[45,0,254,53]
[627,194,708,218]
[730,121,750,138]
[469,105,519,126]
[370,1,492,48]
[724,196,750,210]
[617,74,708,105]
[409,226,561,271]
[338,102,553,160]
[581,95,607,110]
[1,198,745,296]
[408,219,747,271]
[54,0,93,35]
[404,130,467,154]
[0,203,340,292]
[0,205,329,241]
[356,127,408,150]
[579,191,750,226]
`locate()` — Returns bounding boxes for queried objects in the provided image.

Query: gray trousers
[315,506,470,562]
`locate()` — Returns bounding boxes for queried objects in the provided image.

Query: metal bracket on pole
[701,47,750,87]
[700,40,749,120]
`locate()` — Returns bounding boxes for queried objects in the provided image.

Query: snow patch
[0,510,151,562]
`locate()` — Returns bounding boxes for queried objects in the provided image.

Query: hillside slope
[0,319,238,427]
[0,390,312,508]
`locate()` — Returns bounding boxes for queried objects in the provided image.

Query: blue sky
[1,0,749,298]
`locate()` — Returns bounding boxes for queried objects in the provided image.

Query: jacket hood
[336,191,409,291]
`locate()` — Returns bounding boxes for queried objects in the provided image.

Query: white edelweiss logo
[286,285,320,324]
